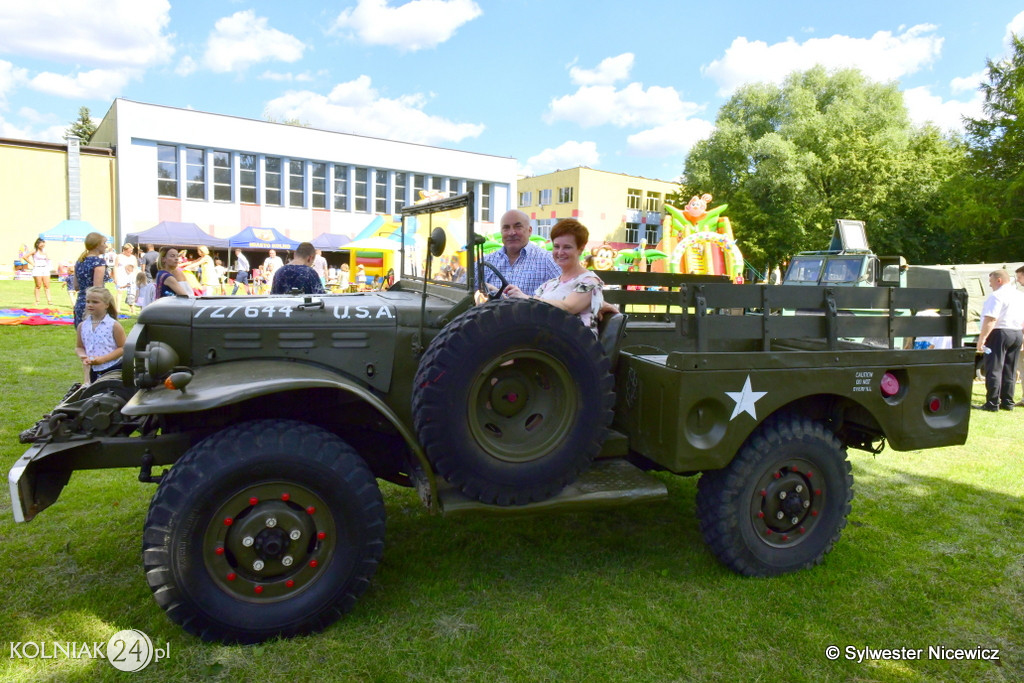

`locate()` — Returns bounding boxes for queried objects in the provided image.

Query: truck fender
[122,359,431,482]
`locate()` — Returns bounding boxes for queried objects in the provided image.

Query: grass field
[0,279,1021,682]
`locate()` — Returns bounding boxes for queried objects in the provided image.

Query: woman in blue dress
[73,232,111,326]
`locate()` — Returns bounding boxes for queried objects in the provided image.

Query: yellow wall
[0,140,116,274]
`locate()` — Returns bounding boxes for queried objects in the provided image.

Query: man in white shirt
[975,269,1024,411]
[312,249,328,286]
[263,249,284,291]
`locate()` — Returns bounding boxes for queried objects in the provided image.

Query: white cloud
[331,0,482,52]
[1005,10,1024,44]
[626,118,715,158]
[28,67,139,100]
[902,86,983,133]
[175,56,198,78]
[569,53,634,86]
[704,24,943,96]
[0,0,174,68]
[546,82,704,129]
[203,10,305,73]
[0,110,69,142]
[522,141,600,176]
[260,71,316,83]
[0,60,29,107]
[263,75,484,145]
[950,71,985,95]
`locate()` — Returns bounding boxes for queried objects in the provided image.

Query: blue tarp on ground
[227,227,300,250]
[40,220,110,243]
[311,233,352,251]
[125,222,228,248]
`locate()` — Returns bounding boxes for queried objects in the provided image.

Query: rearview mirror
[429,227,446,257]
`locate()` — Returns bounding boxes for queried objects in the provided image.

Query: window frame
[157,144,178,198]
[185,147,206,200]
[265,156,283,206]
[311,162,326,209]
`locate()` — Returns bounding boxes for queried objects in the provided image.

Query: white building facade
[91,99,515,243]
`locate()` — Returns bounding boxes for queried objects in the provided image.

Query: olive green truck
[11,194,975,643]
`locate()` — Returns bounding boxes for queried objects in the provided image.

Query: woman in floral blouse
[502,218,604,336]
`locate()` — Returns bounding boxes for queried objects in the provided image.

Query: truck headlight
[135,341,179,388]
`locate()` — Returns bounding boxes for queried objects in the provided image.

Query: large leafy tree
[65,106,97,142]
[682,67,965,269]
[945,34,1024,261]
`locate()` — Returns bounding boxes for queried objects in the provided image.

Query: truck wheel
[142,419,385,643]
[413,298,614,505]
[696,414,853,576]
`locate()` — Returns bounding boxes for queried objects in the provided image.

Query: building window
[535,219,554,238]
[265,156,282,206]
[185,147,205,200]
[157,144,178,197]
[519,191,532,207]
[354,167,368,212]
[311,162,326,209]
[412,174,425,201]
[627,188,642,210]
[447,178,460,196]
[212,151,232,202]
[374,170,388,214]
[645,192,661,212]
[289,160,305,208]
[334,164,349,210]
[239,154,256,204]
[430,176,443,192]
[557,186,574,203]
[645,224,662,244]
[481,182,491,222]
[625,222,642,243]
[538,188,552,206]
[395,172,407,211]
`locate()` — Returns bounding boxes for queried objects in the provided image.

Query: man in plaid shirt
[481,209,559,296]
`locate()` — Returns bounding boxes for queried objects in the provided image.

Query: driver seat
[597,312,628,369]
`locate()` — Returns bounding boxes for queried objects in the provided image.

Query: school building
[1,98,517,275]
[515,167,680,248]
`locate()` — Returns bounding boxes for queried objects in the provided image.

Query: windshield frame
[398,191,476,293]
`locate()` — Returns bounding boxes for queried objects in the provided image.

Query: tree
[948,34,1024,261]
[681,67,966,268]
[65,106,97,142]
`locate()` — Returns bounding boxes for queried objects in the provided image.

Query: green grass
[0,278,1021,682]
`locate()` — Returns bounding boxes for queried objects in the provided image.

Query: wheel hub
[469,350,575,463]
[204,484,335,602]
[751,461,822,548]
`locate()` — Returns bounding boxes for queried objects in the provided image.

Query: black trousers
[984,328,1023,407]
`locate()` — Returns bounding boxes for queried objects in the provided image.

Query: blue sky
[1,1,1022,182]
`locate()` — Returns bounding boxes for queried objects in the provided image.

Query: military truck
[783,219,906,287]
[11,193,975,644]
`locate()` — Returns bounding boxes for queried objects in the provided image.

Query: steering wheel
[478,261,510,301]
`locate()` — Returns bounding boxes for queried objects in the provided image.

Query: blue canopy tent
[125,221,227,248]
[226,227,300,251]
[311,233,352,251]
[40,219,110,243]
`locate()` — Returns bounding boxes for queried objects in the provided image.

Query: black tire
[696,414,853,576]
[142,419,385,643]
[413,298,614,505]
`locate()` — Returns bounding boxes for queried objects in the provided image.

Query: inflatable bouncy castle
[656,193,745,283]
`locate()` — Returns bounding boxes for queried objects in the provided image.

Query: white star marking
[725,375,767,421]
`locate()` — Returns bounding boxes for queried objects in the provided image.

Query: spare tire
[413,298,614,505]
